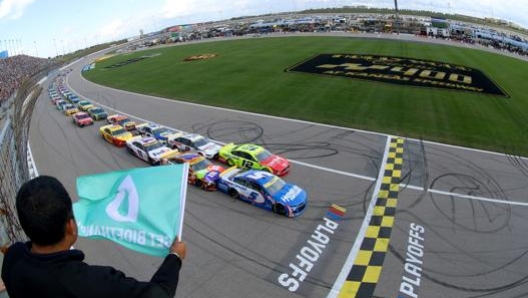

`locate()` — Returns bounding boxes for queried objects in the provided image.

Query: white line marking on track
[326,136,392,298]
[400,184,528,207]
[68,75,528,204]
[67,79,378,182]
[76,73,528,161]
[427,189,528,207]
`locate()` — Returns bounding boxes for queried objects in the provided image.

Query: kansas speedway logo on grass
[287,54,508,97]
[184,53,218,61]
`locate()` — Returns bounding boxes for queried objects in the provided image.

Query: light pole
[394,0,400,35]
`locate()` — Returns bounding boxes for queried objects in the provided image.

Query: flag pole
[177,163,190,240]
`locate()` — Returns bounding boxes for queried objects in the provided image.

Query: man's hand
[169,238,186,260]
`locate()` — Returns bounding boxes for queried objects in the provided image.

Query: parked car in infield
[72,112,94,127]
[160,151,225,191]
[107,114,136,131]
[217,168,306,217]
[87,107,108,121]
[63,104,79,116]
[169,133,221,159]
[126,136,176,165]
[136,123,182,144]
[218,143,290,176]
[99,124,134,147]
[77,100,95,111]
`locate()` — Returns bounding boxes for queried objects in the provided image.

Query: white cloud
[98,18,126,40]
[162,1,196,19]
[0,0,35,20]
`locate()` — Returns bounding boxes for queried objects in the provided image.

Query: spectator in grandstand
[2,175,187,298]
[0,55,53,103]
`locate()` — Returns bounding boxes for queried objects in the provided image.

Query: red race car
[72,112,94,127]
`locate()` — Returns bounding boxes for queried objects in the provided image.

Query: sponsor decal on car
[286,53,508,97]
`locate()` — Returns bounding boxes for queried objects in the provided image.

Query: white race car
[126,136,176,165]
[169,133,221,159]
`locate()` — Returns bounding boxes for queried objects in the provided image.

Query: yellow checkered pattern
[338,137,404,298]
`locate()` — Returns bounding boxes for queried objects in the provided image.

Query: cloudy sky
[1,0,527,58]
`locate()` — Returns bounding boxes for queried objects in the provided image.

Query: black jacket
[1,242,182,298]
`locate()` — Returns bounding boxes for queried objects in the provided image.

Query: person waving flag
[73,164,189,257]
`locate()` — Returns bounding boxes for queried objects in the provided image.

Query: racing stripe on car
[338,137,404,297]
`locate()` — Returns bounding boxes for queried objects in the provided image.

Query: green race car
[87,106,108,120]
[218,143,290,176]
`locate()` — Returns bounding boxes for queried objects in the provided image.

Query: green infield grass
[83,36,528,156]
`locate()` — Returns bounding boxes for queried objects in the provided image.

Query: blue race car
[136,123,181,144]
[217,168,307,217]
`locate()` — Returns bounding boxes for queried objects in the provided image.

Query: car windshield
[144,141,164,151]
[91,108,103,113]
[263,177,286,196]
[255,149,273,162]
[112,129,127,136]
[191,159,210,172]
[153,127,169,135]
[77,114,89,119]
[193,138,208,148]
[79,101,89,106]
[65,105,74,109]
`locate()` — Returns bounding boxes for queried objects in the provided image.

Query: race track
[29,36,528,298]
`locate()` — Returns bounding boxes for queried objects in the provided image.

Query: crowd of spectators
[0,55,53,105]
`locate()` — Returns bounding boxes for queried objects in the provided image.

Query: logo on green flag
[73,165,189,257]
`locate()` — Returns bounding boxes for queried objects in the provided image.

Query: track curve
[29,34,528,298]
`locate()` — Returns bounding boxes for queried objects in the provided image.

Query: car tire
[195,179,203,188]
[127,146,134,154]
[227,159,235,166]
[228,189,239,199]
[273,204,287,216]
[149,157,158,166]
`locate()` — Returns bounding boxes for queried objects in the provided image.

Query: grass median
[83,36,528,156]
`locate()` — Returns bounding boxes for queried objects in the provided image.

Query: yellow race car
[63,104,79,116]
[99,124,134,147]
[78,100,95,111]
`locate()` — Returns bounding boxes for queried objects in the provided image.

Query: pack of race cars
[47,77,306,218]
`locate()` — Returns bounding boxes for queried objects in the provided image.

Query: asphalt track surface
[29,34,528,298]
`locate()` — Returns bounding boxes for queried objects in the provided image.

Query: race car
[126,136,176,165]
[136,123,182,144]
[77,100,95,111]
[160,151,225,191]
[107,114,136,131]
[63,104,79,116]
[87,107,108,121]
[72,112,94,127]
[51,95,62,105]
[217,168,307,217]
[218,143,290,176]
[67,94,80,104]
[56,100,68,111]
[99,124,134,147]
[169,133,221,159]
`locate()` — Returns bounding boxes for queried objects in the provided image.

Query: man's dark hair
[16,176,73,246]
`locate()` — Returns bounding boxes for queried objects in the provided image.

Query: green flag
[73,165,189,257]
